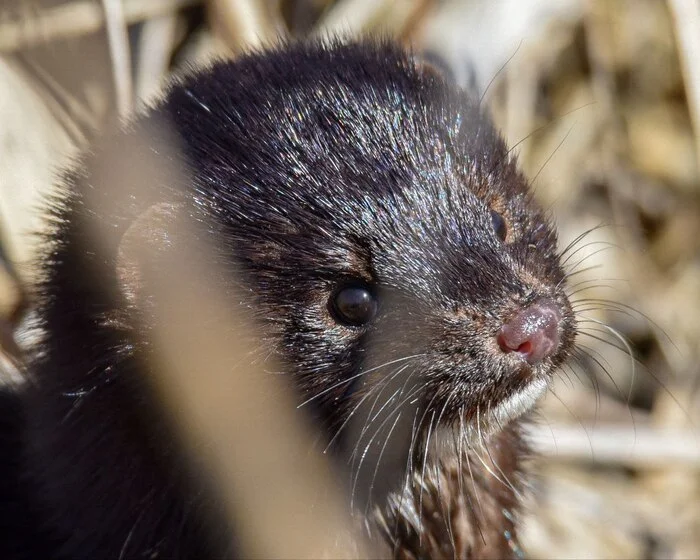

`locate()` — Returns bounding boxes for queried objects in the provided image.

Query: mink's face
[168,44,576,444]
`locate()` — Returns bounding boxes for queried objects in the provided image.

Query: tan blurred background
[0,0,698,557]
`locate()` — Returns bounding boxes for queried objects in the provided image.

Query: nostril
[497,299,562,364]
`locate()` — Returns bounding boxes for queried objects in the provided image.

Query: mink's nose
[497,299,562,364]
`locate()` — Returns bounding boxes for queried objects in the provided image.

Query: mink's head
[163,41,577,443]
[25,41,578,557]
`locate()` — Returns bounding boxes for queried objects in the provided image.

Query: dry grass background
[0,0,698,558]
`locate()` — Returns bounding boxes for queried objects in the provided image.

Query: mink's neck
[375,420,527,559]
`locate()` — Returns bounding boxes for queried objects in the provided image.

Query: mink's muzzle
[394,283,575,436]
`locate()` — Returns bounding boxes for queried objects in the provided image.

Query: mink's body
[0,41,575,558]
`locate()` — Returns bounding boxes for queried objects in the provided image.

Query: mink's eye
[330,284,377,327]
[490,210,507,242]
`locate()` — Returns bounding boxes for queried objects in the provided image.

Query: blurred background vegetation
[0,0,698,557]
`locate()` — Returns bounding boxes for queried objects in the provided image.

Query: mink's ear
[115,202,184,313]
[78,109,191,318]
[413,51,457,84]
[413,50,481,95]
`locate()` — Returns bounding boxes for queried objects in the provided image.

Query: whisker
[431,398,457,557]
[577,343,638,438]
[363,411,403,518]
[324,368,407,454]
[576,327,634,357]
[575,343,632,409]
[557,365,578,391]
[463,443,486,546]
[561,245,615,279]
[434,398,457,540]
[392,406,422,557]
[569,349,602,420]
[531,124,574,186]
[350,381,424,465]
[567,282,622,298]
[297,353,425,409]
[418,409,437,545]
[507,102,597,158]
[581,318,637,402]
[573,299,676,350]
[479,40,522,107]
[559,239,617,269]
[348,382,427,510]
[453,413,487,545]
[559,224,609,259]
[363,363,417,430]
[457,408,465,495]
[558,264,605,286]
[474,407,523,501]
[484,412,523,503]
[547,384,595,457]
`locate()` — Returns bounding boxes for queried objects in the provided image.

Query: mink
[0,40,576,558]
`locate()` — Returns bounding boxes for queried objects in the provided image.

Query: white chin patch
[489,376,548,428]
[433,377,549,451]
[462,376,549,443]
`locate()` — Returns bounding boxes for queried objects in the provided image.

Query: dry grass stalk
[101,0,133,117]
[668,0,700,175]
[0,0,200,53]
[82,130,372,558]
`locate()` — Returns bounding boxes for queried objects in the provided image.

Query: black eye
[490,210,507,242]
[330,284,377,327]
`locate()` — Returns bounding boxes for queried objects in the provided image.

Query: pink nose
[497,299,562,364]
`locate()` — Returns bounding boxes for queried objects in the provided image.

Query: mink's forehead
[169,47,509,195]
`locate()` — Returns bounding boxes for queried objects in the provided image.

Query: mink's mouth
[420,370,550,451]
[459,365,545,423]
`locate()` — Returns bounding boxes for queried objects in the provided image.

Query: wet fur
[1,41,575,558]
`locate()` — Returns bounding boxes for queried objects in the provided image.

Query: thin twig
[0,0,200,53]
[528,423,700,466]
[136,13,178,107]
[13,55,92,144]
[101,0,133,118]
[314,0,397,38]
[668,0,700,170]
[208,0,286,53]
